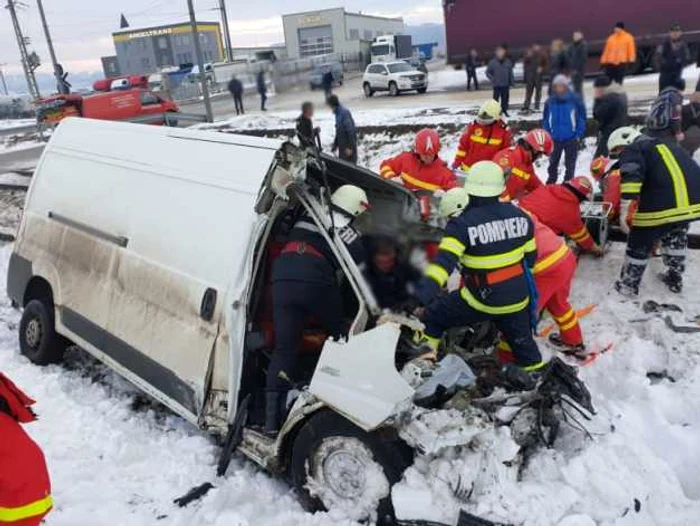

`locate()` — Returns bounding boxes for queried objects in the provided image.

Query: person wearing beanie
[600,21,637,84]
[593,74,629,156]
[543,74,587,184]
[646,77,686,143]
[657,24,691,92]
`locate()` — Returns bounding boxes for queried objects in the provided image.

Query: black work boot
[548,333,586,354]
[264,392,282,438]
[500,364,537,391]
[615,256,647,297]
[658,271,683,293]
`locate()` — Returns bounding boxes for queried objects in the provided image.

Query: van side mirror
[200,287,217,321]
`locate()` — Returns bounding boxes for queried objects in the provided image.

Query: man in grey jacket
[328,95,358,163]
[486,45,514,116]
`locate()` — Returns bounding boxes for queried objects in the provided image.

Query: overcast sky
[1,0,442,74]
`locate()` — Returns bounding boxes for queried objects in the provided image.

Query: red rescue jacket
[379,152,458,192]
[452,121,512,170]
[519,185,596,250]
[530,214,573,276]
[494,145,543,201]
[0,374,52,526]
[602,168,621,220]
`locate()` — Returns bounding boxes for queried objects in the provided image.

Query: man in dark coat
[321,67,334,99]
[227,75,244,115]
[328,95,358,163]
[657,24,691,92]
[549,39,570,86]
[486,45,514,116]
[465,49,480,91]
[593,75,628,156]
[522,44,547,113]
[364,237,421,310]
[256,70,267,111]
[568,31,588,100]
[296,101,319,150]
[681,89,700,154]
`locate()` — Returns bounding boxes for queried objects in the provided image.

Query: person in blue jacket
[543,74,587,184]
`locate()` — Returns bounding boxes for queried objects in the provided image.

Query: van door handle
[200,288,217,321]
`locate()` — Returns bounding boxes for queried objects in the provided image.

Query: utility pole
[0,64,8,95]
[187,0,213,122]
[218,0,233,62]
[5,0,40,99]
[36,0,64,94]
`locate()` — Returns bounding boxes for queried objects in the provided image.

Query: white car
[362,61,428,97]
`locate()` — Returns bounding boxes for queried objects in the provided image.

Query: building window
[158,36,168,50]
[363,30,373,41]
[140,91,160,105]
[349,28,359,41]
[376,31,384,37]
[184,52,192,63]
[182,34,191,45]
[141,57,151,70]
[199,33,208,45]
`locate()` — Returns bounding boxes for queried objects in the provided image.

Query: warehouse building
[111,21,224,75]
[282,8,404,60]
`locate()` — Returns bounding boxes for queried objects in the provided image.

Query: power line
[5,0,40,98]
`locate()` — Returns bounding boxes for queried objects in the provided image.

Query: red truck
[36,89,179,127]
[443,0,700,72]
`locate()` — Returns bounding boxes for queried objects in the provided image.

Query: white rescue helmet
[607,126,642,156]
[463,160,506,197]
[331,184,370,217]
[477,99,502,124]
[439,187,470,218]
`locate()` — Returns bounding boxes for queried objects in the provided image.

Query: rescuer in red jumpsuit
[590,155,623,221]
[497,212,585,359]
[452,99,513,171]
[379,128,458,193]
[518,176,605,255]
[0,373,52,526]
[495,128,554,201]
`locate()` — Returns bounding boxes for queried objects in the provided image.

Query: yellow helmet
[331,185,370,217]
[477,99,502,124]
[463,160,506,197]
[439,188,470,218]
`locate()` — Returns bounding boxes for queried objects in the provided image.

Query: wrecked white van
[7,118,592,524]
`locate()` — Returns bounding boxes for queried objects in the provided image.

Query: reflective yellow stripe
[511,167,530,179]
[523,361,546,372]
[559,315,579,332]
[656,144,689,209]
[497,339,513,351]
[570,226,588,239]
[425,263,449,286]
[633,205,700,226]
[461,243,527,270]
[400,172,442,191]
[524,237,536,253]
[0,495,53,522]
[620,182,642,194]
[553,309,574,323]
[424,335,440,350]
[470,136,503,145]
[533,243,569,274]
[460,286,530,315]
[438,237,466,257]
[380,165,393,174]
[455,149,466,157]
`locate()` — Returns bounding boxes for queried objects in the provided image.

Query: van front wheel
[290,411,408,525]
[19,299,67,365]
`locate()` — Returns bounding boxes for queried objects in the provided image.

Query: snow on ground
[0,118,35,130]
[2,105,700,525]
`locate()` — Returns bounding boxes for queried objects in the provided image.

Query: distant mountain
[405,23,446,51]
[3,71,103,96]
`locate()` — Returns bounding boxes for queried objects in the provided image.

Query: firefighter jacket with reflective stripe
[379,152,457,192]
[602,165,622,219]
[494,145,543,201]
[452,121,512,170]
[519,185,595,250]
[0,375,52,526]
[417,198,537,315]
[619,136,700,227]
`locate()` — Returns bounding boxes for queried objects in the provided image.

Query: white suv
[362,61,428,97]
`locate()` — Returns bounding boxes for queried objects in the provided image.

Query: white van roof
[44,117,284,195]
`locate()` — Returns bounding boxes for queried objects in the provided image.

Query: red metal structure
[443,0,700,72]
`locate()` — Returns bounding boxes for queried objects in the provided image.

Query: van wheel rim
[26,318,42,348]
[310,436,389,519]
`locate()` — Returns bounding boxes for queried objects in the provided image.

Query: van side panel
[16,120,278,423]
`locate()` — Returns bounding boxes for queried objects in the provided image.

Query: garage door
[298,25,333,57]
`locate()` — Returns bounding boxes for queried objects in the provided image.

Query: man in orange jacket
[0,373,52,526]
[496,128,553,201]
[497,212,585,360]
[453,100,513,171]
[519,176,604,254]
[380,128,457,192]
[600,22,637,85]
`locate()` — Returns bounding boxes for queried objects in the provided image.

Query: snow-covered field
[2,105,700,526]
[0,118,35,131]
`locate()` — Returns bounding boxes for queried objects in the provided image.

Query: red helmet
[589,156,609,180]
[524,129,554,156]
[415,128,441,157]
[567,176,594,200]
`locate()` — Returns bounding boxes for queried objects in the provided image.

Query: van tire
[19,299,67,365]
[165,111,179,127]
[389,82,399,96]
[417,87,427,94]
[289,410,409,525]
